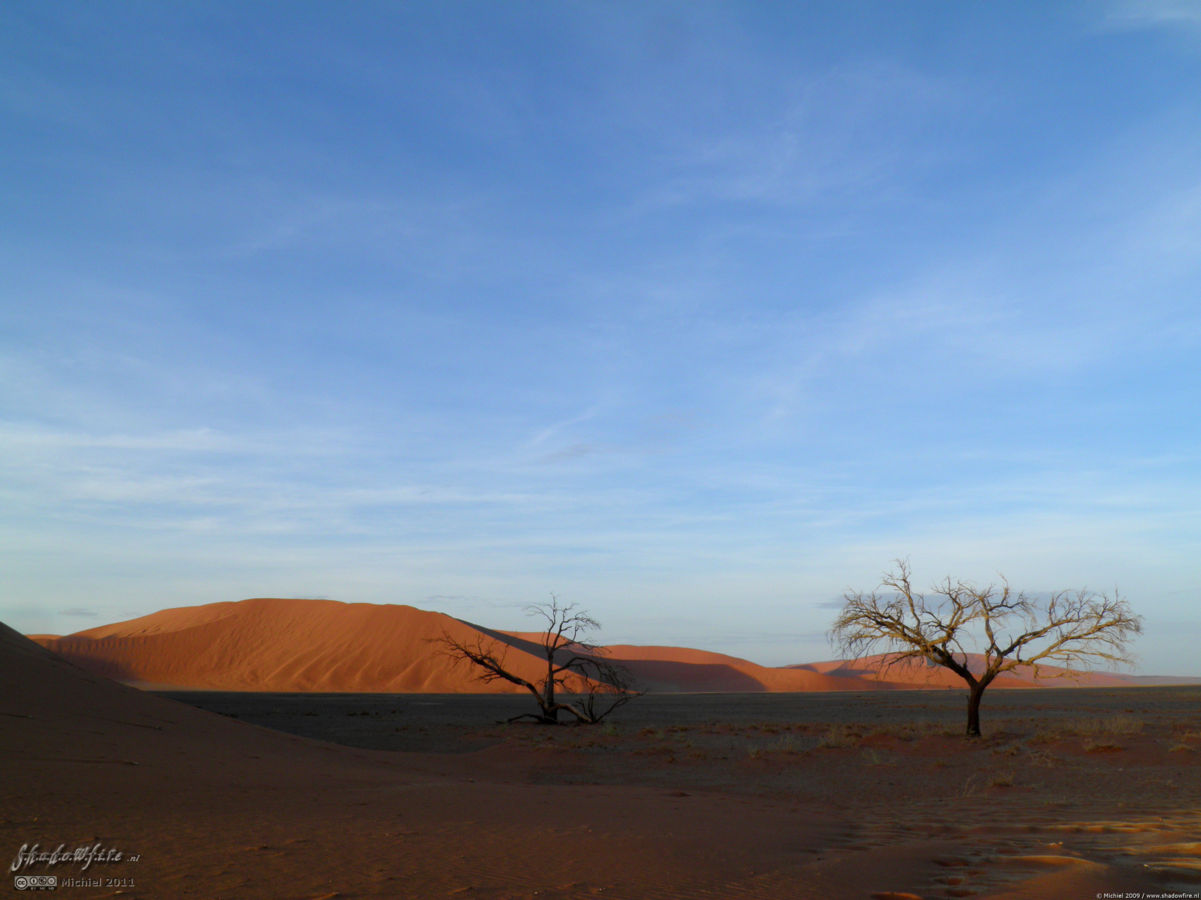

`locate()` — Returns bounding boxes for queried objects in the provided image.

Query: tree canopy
[830,560,1142,736]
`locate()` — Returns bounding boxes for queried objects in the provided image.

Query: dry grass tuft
[770,734,801,754]
[990,771,1015,788]
[1082,738,1124,753]
[860,747,890,767]
[1027,714,1144,745]
[817,723,862,749]
[1073,715,1143,736]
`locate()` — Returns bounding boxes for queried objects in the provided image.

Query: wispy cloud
[0,423,237,453]
[526,408,597,445]
[654,60,960,209]
[1102,0,1201,30]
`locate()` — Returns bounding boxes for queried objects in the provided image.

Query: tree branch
[829,562,1142,737]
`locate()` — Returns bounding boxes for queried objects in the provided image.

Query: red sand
[0,620,842,897]
[29,597,1155,693]
[5,619,1199,898]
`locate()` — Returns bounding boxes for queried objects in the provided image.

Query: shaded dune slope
[0,619,350,768]
[602,645,865,692]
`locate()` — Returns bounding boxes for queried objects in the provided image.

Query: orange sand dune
[32,597,556,692]
[37,598,873,693]
[603,644,872,692]
[30,597,1163,694]
[796,653,1145,689]
[480,631,863,691]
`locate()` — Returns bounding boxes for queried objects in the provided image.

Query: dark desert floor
[5,633,1200,900]
[174,687,1201,900]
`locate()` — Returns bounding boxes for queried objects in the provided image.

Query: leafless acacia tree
[439,597,640,725]
[830,560,1142,737]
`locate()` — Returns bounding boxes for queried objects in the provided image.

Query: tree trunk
[965,683,984,737]
[542,657,558,723]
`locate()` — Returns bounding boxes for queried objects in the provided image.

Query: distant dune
[790,653,1148,689]
[602,644,869,692]
[29,596,1183,693]
[31,597,557,692]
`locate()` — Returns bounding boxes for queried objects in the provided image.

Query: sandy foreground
[3,623,1201,899]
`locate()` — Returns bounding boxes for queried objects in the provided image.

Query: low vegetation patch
[816,723,862,749]
[1072,715,1143,736]
[1082,738,1125,753]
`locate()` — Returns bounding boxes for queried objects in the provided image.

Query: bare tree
[439,597,640,725]
[830,560,1142,737]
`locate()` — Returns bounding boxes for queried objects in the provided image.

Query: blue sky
[2,2,1199,673]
